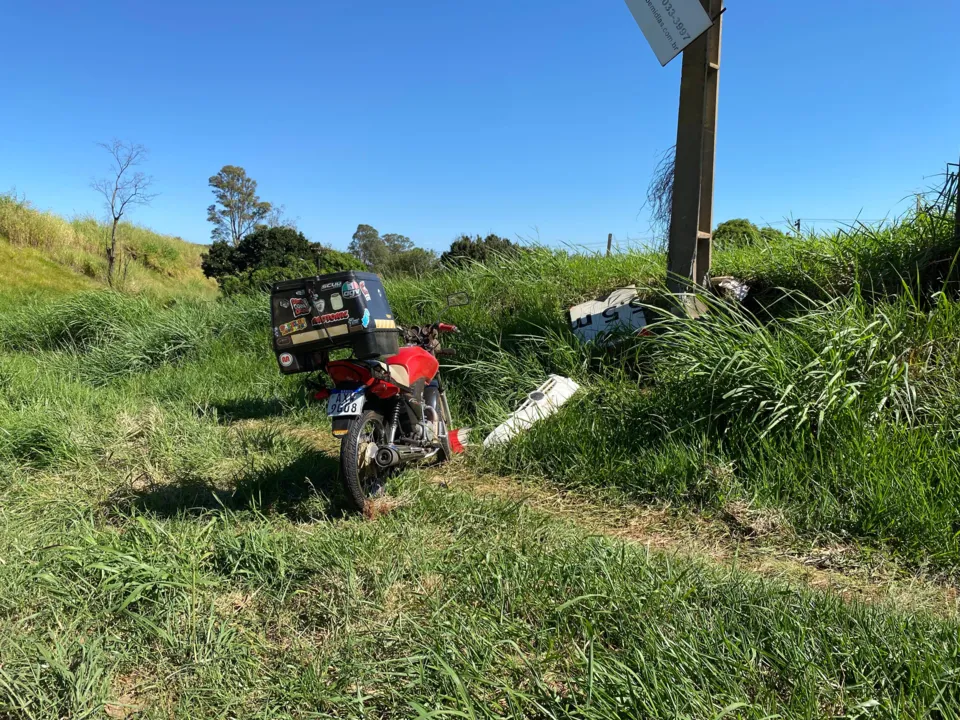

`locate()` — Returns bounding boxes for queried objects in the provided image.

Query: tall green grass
[378,214,960,567]
[714,208,959,303]
[0,325,958,716]
[5,211,960,566]
[445,287,960,566]
[0,193,215,298]
[3,246,960,713]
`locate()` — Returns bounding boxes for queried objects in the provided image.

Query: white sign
[623,0,713,66]
[484,375,581,447]
[568,286,647,345]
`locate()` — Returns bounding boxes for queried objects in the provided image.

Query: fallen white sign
[623,0,712,66]
[484,375,581,447]
[568,286,647,345]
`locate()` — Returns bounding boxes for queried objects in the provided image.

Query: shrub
[713,219,788,252]
[202,226,365,293]
[440,233,520,268]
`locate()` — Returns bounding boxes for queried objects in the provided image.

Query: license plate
[327,389,365,417]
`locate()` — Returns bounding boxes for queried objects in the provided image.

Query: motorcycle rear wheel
[339,409,388,512]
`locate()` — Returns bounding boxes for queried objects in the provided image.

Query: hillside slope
[0,194,216,301]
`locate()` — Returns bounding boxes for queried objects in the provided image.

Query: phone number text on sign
[623,0,712,66]
[660,0,694,42]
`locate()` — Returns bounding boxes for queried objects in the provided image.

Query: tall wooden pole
[666,0,722,293]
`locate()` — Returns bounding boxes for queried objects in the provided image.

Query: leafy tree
[440,233,518,267]
[231,226,313,273]
[219,259,317,296]
[382,233,414,255]
[388,247,437,277]
[201,225,364,294]
[348,224,436,276]
[200,239,236,279]
[348,224,384,267]
[206,165,272,245]
[314,245,366,274]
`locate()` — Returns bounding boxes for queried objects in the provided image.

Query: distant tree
[713,219,787,251]
[381,233,414,255]
[201,225,364,293]
[348,224,435,276]
[713,219,760,251]
[206,165,273,245]
[440,233,518,267]
[262,204,297,230]
[91,140,157,287]
[388,246,437,277]
[348,224,385,268]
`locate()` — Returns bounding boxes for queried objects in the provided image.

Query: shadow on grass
[209,397,289,422]
[209,380,322,423]
[108,449,352,521]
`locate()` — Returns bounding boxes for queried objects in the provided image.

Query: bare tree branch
[91,139,158,287]
[644,145,676,252]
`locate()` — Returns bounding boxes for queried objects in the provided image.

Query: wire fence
[549,162,960,255]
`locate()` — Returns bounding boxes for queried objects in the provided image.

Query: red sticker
[312,310,350,326]
[290,297,311,317]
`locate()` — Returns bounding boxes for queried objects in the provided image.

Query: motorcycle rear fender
[331,417,352,438]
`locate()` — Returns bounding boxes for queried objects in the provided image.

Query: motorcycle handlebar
[437,323,458,333]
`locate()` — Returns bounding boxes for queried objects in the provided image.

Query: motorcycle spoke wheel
[340,409,388,511]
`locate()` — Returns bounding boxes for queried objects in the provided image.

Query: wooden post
[607,233,613,256]
[666,0,722,293]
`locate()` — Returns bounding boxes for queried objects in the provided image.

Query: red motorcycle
[313,292,470,510]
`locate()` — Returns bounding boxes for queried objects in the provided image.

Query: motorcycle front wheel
[339,408,388,511]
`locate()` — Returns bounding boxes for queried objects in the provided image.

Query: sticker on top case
[278,317,307,336]
[290,297,311,317]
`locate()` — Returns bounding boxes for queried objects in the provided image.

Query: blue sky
[2,0,958,253]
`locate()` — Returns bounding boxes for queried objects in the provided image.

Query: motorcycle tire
[339,408,388,512]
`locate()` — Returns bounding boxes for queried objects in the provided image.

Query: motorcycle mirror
[446,292,470,308]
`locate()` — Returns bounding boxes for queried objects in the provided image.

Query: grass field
[2,200,960,717]
[385,205,960,569]
[0,193,215,302]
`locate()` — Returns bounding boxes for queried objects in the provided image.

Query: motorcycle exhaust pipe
[375,444,430,468]
[375,446,400,468]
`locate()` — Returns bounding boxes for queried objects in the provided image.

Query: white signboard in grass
[484,375,581,447]
[568,286,647,345]
[623,0,713,66]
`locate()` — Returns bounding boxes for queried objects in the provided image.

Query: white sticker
[279,352,294,367]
